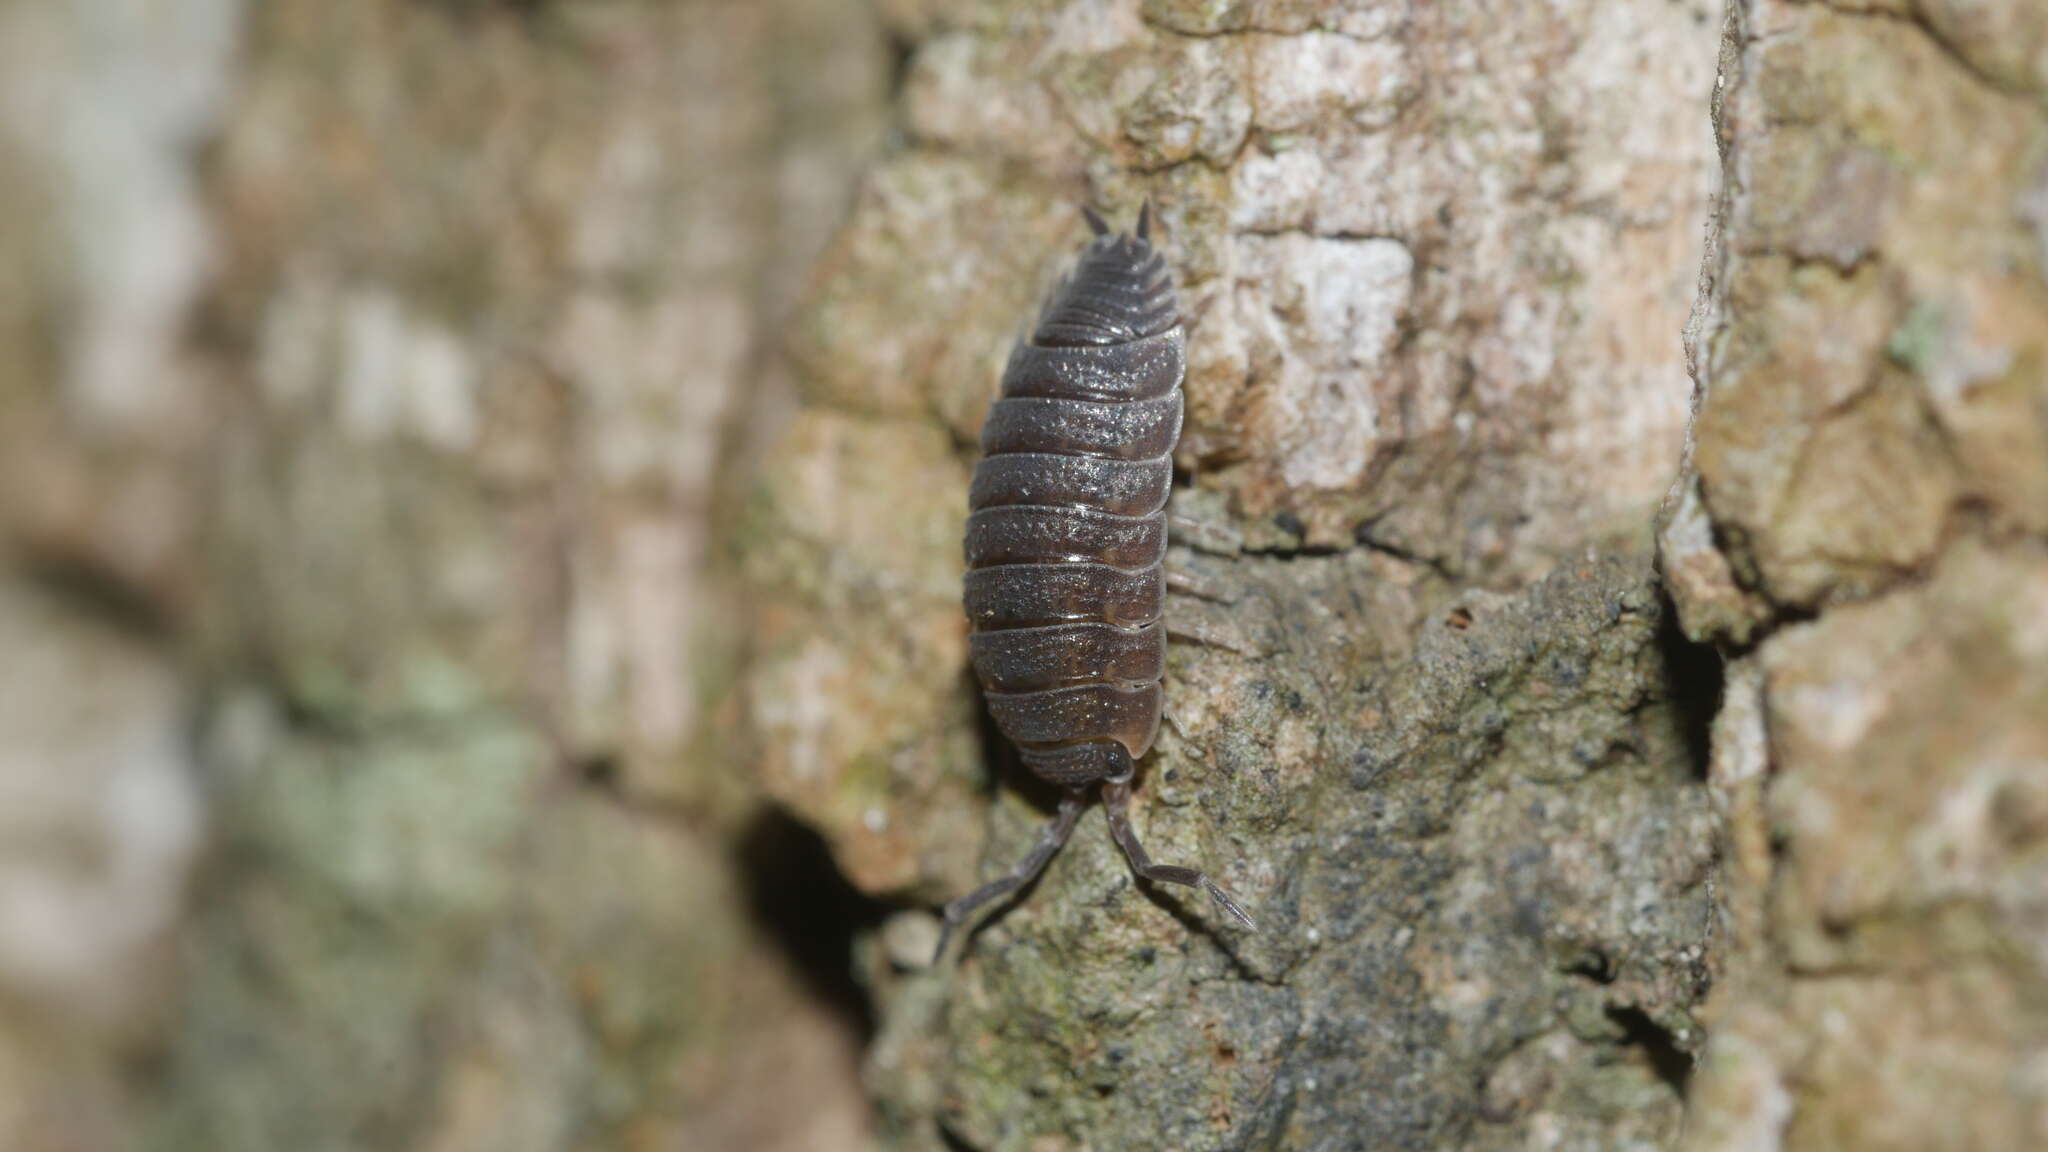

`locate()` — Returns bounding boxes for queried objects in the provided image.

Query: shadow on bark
[737,807,892,1043]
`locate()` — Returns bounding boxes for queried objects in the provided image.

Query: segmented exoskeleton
[936,205,1256,960]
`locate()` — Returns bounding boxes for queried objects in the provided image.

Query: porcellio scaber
[936,205,1257,960]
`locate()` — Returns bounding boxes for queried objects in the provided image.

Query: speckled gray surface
[857,552,1717,1151]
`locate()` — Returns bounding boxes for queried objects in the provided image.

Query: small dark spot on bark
[1565,947,1616,984]
[937,1121,977,1152]
[576,754,621,791]
[417,0,551,22]
[18,550,171,642]
[1275,511,1305,538]
[1349,746,1392,790]
[884,28,917,99]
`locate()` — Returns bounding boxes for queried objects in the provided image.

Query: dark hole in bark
[1655,595,1723,781]
[17,551,171,642]
[417,0,551,20]
[575,753,621,792]
[736,808,887,1044]
[1564,946,1616,984]
[1606,1005,1693,1095]
[937,1119,979,1152]
[885,29,917,100]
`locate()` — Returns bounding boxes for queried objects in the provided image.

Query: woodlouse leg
[934,790,1087,963]
[1100,776,1257,931]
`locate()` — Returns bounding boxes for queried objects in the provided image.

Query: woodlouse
[936,205,1256,959]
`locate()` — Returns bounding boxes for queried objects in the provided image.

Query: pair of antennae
[1082,201,1153,243]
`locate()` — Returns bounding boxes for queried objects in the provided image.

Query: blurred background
[2,0,890,1147]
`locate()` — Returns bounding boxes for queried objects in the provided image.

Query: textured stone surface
[1664,1,2048,1149]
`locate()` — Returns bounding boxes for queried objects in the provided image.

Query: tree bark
[5,0,2040,1150]
[1663,2,2048,1149]
[742,2,1729,1148]
[1,1,889,1149]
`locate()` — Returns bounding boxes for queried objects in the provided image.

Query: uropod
[937,204,1257,960]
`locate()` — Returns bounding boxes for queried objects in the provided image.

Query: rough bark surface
[0,2,231,1143]
[164,1,892,1146]
[1662,2,2048,1149]
[8,0,2037,1150]
[1,1,888,1149]
[741,2,1727,1149]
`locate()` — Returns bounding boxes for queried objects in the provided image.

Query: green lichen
[1885,301,1945,374]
